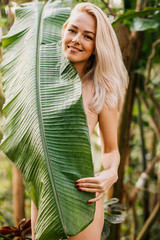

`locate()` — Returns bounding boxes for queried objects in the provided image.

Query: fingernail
[78,188,82,191]
[75,181,79,183]
[88,200,92,203]
[75,184,79,187]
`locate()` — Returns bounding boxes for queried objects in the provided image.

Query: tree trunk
[109,0,148,236]
[137,95,150,237]
[12,164,25,227]
[109,29,146,240]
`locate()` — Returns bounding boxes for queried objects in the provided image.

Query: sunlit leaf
[151,75,160,85]
[103,198,119,206]
[0,18,9,27]
[130,17,160,31]
[0,215,5,223]
[104,212,125,224]
[113,7,160,26]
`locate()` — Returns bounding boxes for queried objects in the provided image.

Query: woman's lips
[67,45,83,52]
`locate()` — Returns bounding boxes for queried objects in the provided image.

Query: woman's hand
[75,106,120,203]
[75,168,118,203]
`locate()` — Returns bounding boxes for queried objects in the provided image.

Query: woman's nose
[72,34,81,44]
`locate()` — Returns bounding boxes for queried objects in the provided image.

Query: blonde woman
[32,2,128,240]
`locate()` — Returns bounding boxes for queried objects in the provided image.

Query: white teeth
[68,46,82,52]
[71,47,77,50]
[70,47,78,50]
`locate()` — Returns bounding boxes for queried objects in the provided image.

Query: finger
[76,182,107,191]
[75,183,98,188]
[77,187,101,193]
[88,193,104,203]
[76,177,99,183]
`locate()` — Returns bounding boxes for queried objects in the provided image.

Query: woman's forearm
[102,149,120,173]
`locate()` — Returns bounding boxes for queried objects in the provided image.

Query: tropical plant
[0,198,126,239]
[102,198,126,238]
[0,218,31,240]
[109,0,160,239]
[1,1,96,239]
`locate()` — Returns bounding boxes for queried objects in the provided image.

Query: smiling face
[62,11,96,77]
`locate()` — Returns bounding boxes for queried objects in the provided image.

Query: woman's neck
[72,62,86,79]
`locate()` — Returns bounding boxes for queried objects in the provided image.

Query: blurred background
[0,0,160,239]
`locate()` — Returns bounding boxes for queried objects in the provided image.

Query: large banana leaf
[1,1,95,239]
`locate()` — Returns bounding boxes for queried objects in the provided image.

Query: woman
[32,2,128,240]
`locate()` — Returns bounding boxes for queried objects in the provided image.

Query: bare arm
[75,106,120,203]
[99,105,120,179]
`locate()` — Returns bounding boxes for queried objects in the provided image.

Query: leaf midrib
[35,1,67,236]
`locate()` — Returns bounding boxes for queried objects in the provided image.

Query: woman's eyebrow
[70,24,95,36]
[84,30,95,36]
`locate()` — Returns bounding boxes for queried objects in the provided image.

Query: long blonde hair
[62,3,128,113]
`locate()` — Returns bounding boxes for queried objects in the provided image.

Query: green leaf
[0,215,5,222]
[130,17,160,31]
[1,1,95,240]
[151,75,160,85]
[103,198,119,206]
[0,18,9,27]
[113,7,160,27]
[109,203,126,212]
[148,106,155,116]
[104,212,125,224]
[104,198,126,213]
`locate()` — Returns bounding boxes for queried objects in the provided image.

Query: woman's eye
[68,29,76,34]
[84,35,93,40]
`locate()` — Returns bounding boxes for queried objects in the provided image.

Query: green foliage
[0,18,9,27]
[102,198,126,238]
[0,215,5,223]
[1,0,160,240]
[1,1,96,239]
[119,2,160,239]
[104,212,125,224]
[0,219,31,240]
[113,7,160,26]
[130,17,160,31]
[124,0,137,10]
[63,0,112,14]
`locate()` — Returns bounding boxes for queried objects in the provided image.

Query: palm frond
[1,1,95,239]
